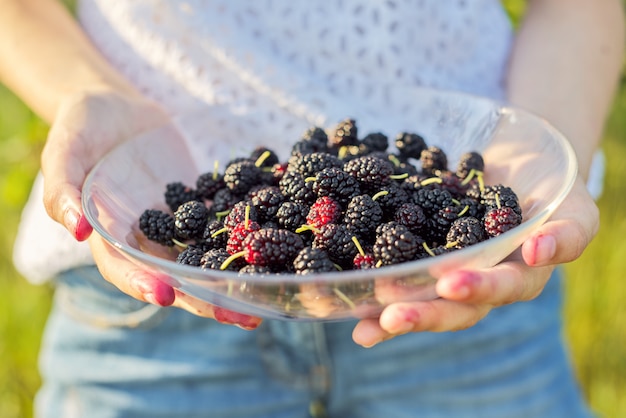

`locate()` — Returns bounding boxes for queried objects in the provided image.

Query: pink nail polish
[74,214,93,241]
[387,306,419,334]
[213,307,262,330]
[535,235,557,265]
[131,275,175,306]
[64,209,92,241]
[453,271,479,297]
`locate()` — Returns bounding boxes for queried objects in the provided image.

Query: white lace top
[14,0,515,284]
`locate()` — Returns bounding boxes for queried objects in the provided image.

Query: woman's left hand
[352,176,599,347]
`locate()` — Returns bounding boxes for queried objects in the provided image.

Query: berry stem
[457,205,469,217]
[422,242,436,257]
[220,250,245,270]
[211,227,228,238]
[351,236,366,257]
[215,210,231,221]
[420,177,443,186]
[332,287,356,310]
[254,150,272,167]
[371,190,389,201]
[477,171,485,193]
[387,154,402,167]
[389,173,409,180]
[295,224,320,234]
[172,238,188,249]
[460,168,476,186]
[213,161,220,180]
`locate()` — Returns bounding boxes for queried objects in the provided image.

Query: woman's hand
[352,177,599,347]
[41,88,168,241]
[351,0,622,349]
[41,88,262,329]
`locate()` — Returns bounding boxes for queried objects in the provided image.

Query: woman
[2,0,623,416]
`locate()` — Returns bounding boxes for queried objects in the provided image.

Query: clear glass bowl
[82,88,577,321]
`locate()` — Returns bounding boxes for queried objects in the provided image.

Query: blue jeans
[36,266,593,418]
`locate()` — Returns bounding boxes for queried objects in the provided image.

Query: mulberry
[224,160,263,195]
[164,182,202,212]
[174,201,210,240]
[343,194,383,240]
[420,146,448,175]
[331,118,358,148]
[343,155,394,191]
[395,132,427,160]
[293,247,336,275]
[312,167,361,206]
[139,209,175,246]
[373,223,420,266]
[446,217,486,248]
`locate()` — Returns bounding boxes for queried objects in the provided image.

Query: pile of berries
[139,119,523,278]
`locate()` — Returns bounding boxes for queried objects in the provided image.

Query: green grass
[0,85,51,418]
[2,87,626,418]
[0,3,625,416]
[562,75,626,417]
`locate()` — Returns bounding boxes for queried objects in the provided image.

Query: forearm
[0,0,139,123]
[506,0,624,178]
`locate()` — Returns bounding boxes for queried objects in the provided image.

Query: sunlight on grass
[563,83,626,417]
[0,84,50,418]
[0,2,624,416]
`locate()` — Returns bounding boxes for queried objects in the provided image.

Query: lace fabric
[77,0,513,167]
[13,0,515,284]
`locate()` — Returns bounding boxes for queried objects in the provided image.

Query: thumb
[40,124,93,241]
[522,179,599,267]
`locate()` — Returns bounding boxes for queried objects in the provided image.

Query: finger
[352,318,391,348]
[436,261,554,305]
[521,217,597,267]
[212,306,263,330]
[172,291,262,330]
[522,179,599,267]
[353,300,490,347]
[89,234,175,306]
[90,233,263,329]
[40,126,93,241]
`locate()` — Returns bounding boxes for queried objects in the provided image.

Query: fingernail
[386,307,418,334]
[143,291,173,307]
[451,280,471,299]
[361,339,382,349]
[450,271,479,299]
[533,234,557,265]
[151,286,175,306]
[213,307,262,330]
[131,275,175,306]
[63,208,92,241]
[74,214,93,241]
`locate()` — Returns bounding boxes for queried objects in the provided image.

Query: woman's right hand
[41,88,262,329]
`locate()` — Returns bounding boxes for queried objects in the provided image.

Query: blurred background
[1,1,625,417]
